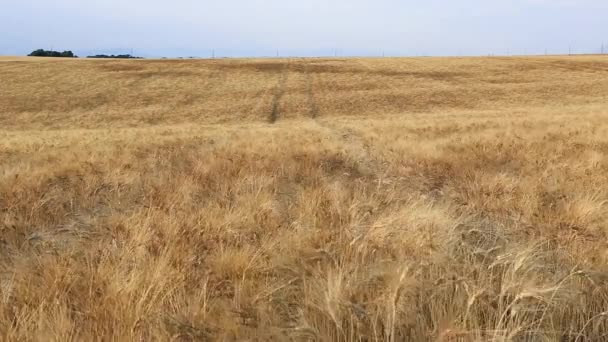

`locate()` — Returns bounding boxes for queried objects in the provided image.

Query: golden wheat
[1,55,608,340]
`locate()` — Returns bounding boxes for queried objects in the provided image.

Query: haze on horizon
[1,0,607,58]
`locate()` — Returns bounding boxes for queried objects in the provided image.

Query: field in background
[2,56,608,340]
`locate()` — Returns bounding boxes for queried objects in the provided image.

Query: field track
[269,60,289,123]
[304,61,320,119]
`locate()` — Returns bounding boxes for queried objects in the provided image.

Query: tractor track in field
[269,61,290,123]
[305,59,382,177]
[304,62,320,119]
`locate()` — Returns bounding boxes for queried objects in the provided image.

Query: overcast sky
[1,0,607,57]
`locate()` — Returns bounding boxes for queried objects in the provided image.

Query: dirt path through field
[304,61,320,119]
[269,60,290,123]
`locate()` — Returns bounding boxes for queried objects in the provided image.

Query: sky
[1,0,607,58]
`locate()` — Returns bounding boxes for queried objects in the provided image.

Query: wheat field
[2,55,608,341]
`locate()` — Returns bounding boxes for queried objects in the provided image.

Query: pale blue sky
[1,0,606,57]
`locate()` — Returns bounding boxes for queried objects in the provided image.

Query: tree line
[28,49,142,59]
[28,49,77,58]
[87,54,141,59]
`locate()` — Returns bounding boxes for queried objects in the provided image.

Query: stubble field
[2,55,608,340]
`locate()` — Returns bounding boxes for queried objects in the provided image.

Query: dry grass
[2,55,608,340]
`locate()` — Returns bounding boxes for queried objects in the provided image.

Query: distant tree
[28,49,77,58]
[28,49,47,57]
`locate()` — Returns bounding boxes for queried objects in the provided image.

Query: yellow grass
[2,55,608,340]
